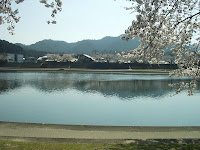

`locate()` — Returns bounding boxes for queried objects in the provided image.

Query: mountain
[0,40,24,54]
[28,40,72,54]
[16,36,141,54]
[0,40,47,57]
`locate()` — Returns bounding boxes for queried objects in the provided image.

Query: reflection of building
[7,53,24,63]
[78,54,95,63]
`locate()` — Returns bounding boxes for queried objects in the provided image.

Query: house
[7,53,15,63]
[7,53,24,63]
[37,56,48,62]
[23,57,37,63]
[16,54,24,63]
[78,54,95,63]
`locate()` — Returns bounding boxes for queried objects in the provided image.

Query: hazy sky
[0,0,135,45]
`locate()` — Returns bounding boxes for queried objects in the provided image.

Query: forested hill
[0,40,24,54]
[0,40,46,57]
[16,36,141,54]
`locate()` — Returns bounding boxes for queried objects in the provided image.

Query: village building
[37,56,48,62]
[77,54,95,63]
[7,53,23,63]
[23,57,37,63]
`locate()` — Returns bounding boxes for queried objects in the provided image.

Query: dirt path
[0,122,200,144]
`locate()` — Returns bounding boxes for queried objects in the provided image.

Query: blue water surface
[0,72,200,126]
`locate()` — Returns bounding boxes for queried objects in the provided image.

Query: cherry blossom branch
[122,0,200,95]
[0,0,62,34]
[175,11,200,27]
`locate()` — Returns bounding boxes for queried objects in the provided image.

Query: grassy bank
[0,140,200,150]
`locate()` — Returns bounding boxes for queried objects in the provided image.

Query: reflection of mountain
[76,80,173,98]
[1,73,199,99]
[0,80,22,94]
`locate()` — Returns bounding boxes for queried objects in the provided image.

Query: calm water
[0,72,200,126]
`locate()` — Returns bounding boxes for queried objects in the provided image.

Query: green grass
[0,140,200,150]
[0,140,114,150]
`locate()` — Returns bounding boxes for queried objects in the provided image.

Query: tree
[121,0,200,95]
[0,0,62,34]
[0,53,8,63]
[61,54,76,62]
[1,0,199,95]
[46,53,61,62]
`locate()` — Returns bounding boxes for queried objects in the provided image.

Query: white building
[7,53,24,63]
[7,53,15,62]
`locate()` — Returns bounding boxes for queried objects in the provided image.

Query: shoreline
[0,67,170,75]
[0,121,200,144]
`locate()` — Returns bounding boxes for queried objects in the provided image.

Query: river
[0,72,200,126]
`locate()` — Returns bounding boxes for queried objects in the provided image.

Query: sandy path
[0,122,200,143]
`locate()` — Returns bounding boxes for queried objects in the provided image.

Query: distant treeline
[0,40,47,58]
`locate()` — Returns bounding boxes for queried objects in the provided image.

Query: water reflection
[1,72,200,126]
[0,80,22,94]
[0,72,199,99]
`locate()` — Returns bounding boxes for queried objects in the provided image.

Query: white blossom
[123,0,200,95]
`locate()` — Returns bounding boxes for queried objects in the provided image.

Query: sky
[0,0,135,45]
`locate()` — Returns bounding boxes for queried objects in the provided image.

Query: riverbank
[1,139,200,150]
[0,122,200,145]
[0,67,171,75]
